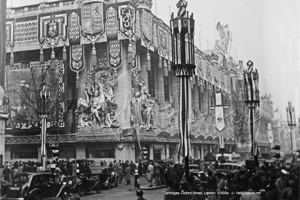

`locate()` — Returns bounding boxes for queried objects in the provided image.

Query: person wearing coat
[124,164,132,185]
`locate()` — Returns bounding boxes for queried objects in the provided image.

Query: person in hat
[275,169,289,195]
[136,189,147,200]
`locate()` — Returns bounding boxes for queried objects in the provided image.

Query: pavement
[138,175,167,190]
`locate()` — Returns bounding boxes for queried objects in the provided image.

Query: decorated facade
[2,0,269,163]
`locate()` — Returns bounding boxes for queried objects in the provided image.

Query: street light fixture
[170,0,195,182]
[286,101,296,153]
[243,60,260,161]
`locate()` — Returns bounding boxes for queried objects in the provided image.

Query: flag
[274,108,279,113]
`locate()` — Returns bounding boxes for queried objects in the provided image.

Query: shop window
[12,146,37,159]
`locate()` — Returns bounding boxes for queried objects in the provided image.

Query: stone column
[161,145,166,160]
[193,81,200,112]
[166,144,170,160]
[209,145,212,153]
[201,145,204,160]
[0,119,5,166]
[196,146,200,159]
[140,52,149,87]
[149,144,154,160]
[114,41,132,128]
[157,57,166,128]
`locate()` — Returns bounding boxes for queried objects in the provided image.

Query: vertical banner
[179,77,192,157]
[215,107,225,132]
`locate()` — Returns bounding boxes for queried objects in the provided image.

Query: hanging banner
[81,2,104,36]
[267,123,273,144]
[215,106,225,132]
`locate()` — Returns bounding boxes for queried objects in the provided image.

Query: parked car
[68,174,102,197]
[0,180,9,197]
[98,167,119,189]
[3,172,70,200]
[215,163,245,175]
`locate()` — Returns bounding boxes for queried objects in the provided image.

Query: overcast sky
[9,0,300,119]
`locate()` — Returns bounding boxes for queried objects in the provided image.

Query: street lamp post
[39,85,50,170]
[243,61,260,164]
[170,0,195,182]
[286,101,296,153]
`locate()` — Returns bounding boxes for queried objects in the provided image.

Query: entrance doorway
[154,149,161,160]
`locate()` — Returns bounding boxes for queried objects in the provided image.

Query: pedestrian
[164,161,176,189]
[147,161,154,187]
[136,189,147,200]
[124,163,132,185]
[118,163,123,184]
[71,161,77,177]
[138,160,143,176]
[154,161,162,186]
[2,162,11,182]
[207,170,217,191]
[45,161,52,172]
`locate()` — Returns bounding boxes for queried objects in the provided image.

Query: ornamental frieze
[5,135,76,144]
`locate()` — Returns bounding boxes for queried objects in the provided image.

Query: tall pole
[170,0,196,183]
[243,60,260,165]
[40,86,49,171]
[286,101,296,153]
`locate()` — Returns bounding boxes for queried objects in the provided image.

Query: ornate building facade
[2,0,269,163]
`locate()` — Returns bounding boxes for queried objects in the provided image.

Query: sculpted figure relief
[131,80,156,131]
[75,70,118,128]
[215,22,231,54]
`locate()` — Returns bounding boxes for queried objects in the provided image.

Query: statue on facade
[75,70,119,128]
[215,22,231,54]
[0,86,10,112]
[130,80,156,131]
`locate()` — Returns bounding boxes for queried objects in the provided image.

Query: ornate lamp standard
[170,0,195,181]
[39,84,50,170]
[286,101,296,153]
[243,61,260,162]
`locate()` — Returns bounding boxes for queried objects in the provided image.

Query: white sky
[9,0,300,119]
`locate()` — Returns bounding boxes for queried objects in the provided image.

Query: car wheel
[77,185,86,197]
[95,182,102,193]
[60,189,70,200]
[107,181,111,189]
[32,192,41,200]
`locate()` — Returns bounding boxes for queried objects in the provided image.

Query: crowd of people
[1,158,299,200]
[163,159,300,200]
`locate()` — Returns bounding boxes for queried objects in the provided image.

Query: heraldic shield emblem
[81,1,104,35]
[47,19,59,38]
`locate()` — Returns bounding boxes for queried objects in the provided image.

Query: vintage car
[98,167,119,189]
[215,163,245,175]
[67,174,102,197]
[3,172,70,200]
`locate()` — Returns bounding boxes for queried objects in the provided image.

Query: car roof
[16,172,53,176]
[219,163,243,166]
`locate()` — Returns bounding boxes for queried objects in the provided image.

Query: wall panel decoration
[5,60,65,130]
[81,2,104,36]
[106,6,119,39]
[15,21,38,44]
[135,10,141,39]
[68,11,81,44]
[119,5,135,39]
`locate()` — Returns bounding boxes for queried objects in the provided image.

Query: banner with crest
[81,2,104,36]
[141,9,153,48]
[119,5,135,39]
